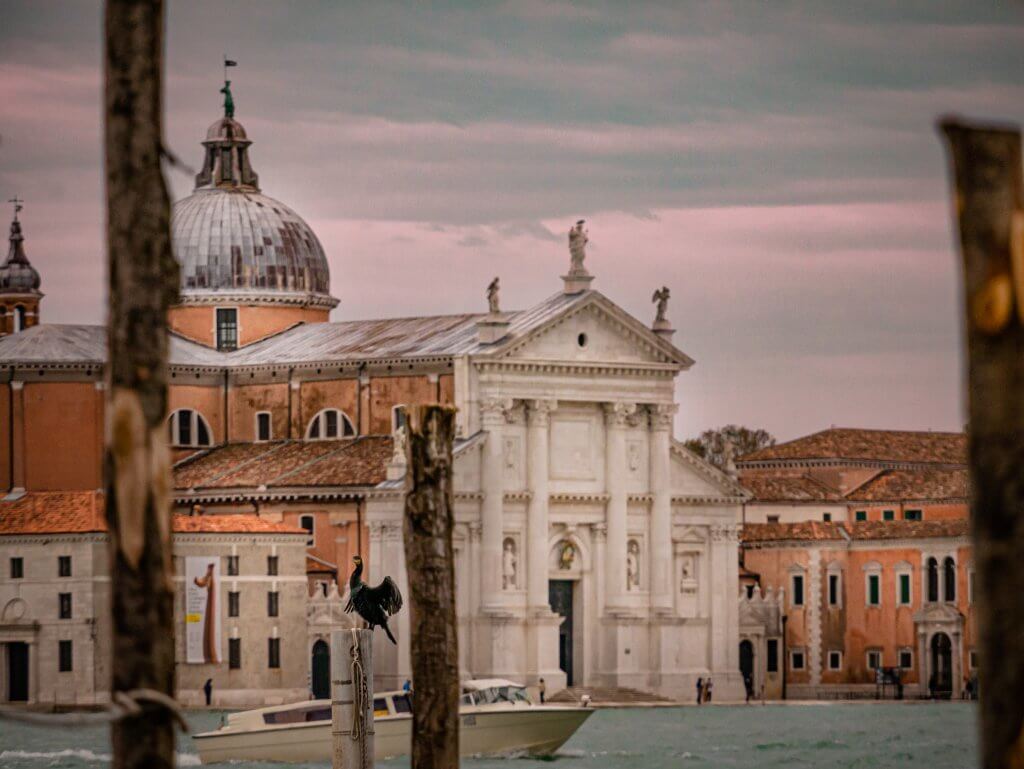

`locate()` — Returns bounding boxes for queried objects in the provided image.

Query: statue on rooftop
[568,220,588,276]
[487,276,500,314]
[652,286,670,324]
[221,80,235,119]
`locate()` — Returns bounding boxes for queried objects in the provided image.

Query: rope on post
[350,627,368,743]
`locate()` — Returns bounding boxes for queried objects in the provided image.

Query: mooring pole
[403,405,459,769]
[332,628,375,769]
[940,118,1024,769]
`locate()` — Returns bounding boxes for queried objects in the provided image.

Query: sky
[2,1,1023,441]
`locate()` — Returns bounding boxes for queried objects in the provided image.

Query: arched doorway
[739,640,755,693]
[311,640,330,700]
[930,633,952,698]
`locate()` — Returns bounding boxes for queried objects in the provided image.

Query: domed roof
[171,93,336,308]
[172,190,331,297]
[0,215,42,295]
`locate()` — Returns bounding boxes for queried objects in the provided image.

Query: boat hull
[194,706,592,764]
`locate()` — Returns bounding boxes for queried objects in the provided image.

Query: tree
[684,425,775,470]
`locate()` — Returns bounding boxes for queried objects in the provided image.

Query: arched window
[306,408,356,440]
[926,557,939,603]
[943,557,956,602]
[13,305,25,333]
[168,409,213,448]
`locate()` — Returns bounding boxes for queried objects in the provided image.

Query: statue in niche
[487,277,501,314]
[568,220,589,275]
[652,286,670,324]
[627,441,642,472]
[558,540,576,570]
[627,540,640,590]
[502,538,518,590]
[680,554,698,593]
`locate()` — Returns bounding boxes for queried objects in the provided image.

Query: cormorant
[345,555,403,644]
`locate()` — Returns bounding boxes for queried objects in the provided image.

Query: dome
[172,189,332,299]
[0,218,41,294]
[171,93,336,308]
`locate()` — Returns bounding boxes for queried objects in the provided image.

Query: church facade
[0,97,746,703]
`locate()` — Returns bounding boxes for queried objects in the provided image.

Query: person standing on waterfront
[704,677,713,703]
[203,678,213,707]
[696,677,704,705]
[539,678,546,703]
[744,674,754,703]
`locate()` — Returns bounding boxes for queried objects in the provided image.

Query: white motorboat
[193,679,593,764]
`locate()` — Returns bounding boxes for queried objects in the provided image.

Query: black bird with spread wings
[345,555,403,644]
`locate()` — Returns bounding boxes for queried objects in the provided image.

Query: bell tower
[0,198,43,336]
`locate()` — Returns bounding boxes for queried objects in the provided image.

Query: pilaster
[526,399,556,612]
[479,397,508,610]
[603,402,635,612]
[648,403,676,612]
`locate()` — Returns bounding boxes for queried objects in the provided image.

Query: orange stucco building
[736,428,974,699]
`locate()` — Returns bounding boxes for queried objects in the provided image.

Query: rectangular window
[10,557,23,579]
[968,570,975,604]
[904,509,922,521]
[969,649,978,670]
[766,639,779,673]
[227,555,239,576]
[867,574,881,606]
[267,591,279,617]
[855,510,867,522]
[883,509,894,521]
[58,556,72,577]
[828,651,842,670]
[899,573,912,605]
[228,591,240,618]
[822,512,832,522]
[325,410,338,438]
[256,412,272,442]
[899,649,913,669]
[767,515,780,524]
[58,640,73,672]
[268,637,281,669]
[267,556,279,576]
[791,650,805,670]
[867,650,882,670]
[59,592,72,619]
[229,638,241,670]
[828,574,839,606]
[216,308,238,351]
[792,574,805,607]
[300,515,315,546]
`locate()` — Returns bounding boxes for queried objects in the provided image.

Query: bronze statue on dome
[220,80,235,119]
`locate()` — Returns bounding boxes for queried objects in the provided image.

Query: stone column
[648,404,676,611]
[526,400,556,611]
[604,402,634,610]
[480,398,508,610]
[467,521,482,615]
[918,630,929,695]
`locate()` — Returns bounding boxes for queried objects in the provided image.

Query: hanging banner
[186,556,222,664]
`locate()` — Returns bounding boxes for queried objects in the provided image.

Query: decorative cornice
[176,290,339,310]
[671,494,748,506]
[475,358,677,379]
[550,492,611,504]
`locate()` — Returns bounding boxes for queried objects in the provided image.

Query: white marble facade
[365,285,748,701]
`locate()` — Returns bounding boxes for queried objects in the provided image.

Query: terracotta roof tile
[0,491,105,534]
[739,428,965,465]
[740,474,843,502]
[742,519,969,544]
[848,468,968,501]
[173,437,391,491]
[0,492,304,536]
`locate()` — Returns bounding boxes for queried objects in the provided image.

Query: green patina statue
[220,80,235,119]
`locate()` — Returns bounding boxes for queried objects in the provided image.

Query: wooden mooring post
[104,1,179,768]
[332,628,375,769]
[403,405,459,769]
[940,118,1024,769]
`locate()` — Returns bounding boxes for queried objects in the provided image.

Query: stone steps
[548,686,674,705]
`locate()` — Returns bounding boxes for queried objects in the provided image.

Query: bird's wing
[344,586,358,613]
[365,576,403,615]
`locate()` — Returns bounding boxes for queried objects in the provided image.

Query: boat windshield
[471,685,531,705]
[263,706,331,725]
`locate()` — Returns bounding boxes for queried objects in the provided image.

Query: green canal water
[0,703,977,769]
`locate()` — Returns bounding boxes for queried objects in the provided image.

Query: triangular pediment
[485,292,693,369]
[670,440,750,499]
